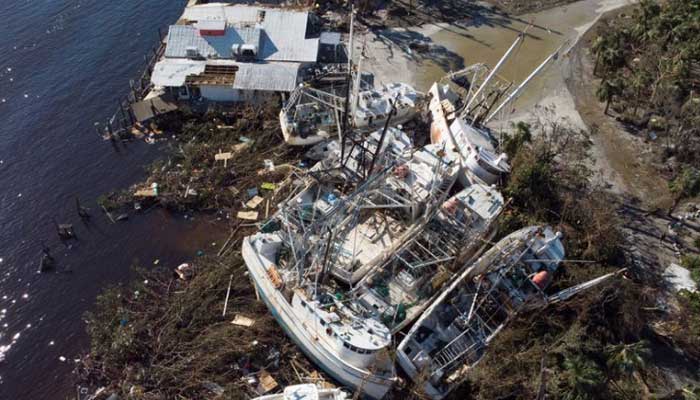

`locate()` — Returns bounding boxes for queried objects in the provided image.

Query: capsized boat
[396,226,565,399]
[353,181,505,333]
[428,82,510,186]
[252,384,348,400]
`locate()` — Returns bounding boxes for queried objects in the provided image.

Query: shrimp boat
[429,33,565,186]
[396,226,565,399]
[281,82,424,146]
[324,143,460,285]
[243,211,397,399]
[243,123,421,399]
[353,181,505,333]
[252,384,348,400]
[429,82,510,186]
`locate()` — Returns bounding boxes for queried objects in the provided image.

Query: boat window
[320,319,326,326]
[301,300,307,308]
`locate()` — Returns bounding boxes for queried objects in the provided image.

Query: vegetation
[500,106,622,264]
[77,255,318,399]
[591,0,700,200]
[451,110,699,399]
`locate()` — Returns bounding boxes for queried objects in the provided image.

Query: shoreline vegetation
[588,0,700,206]
[76,1,700,399]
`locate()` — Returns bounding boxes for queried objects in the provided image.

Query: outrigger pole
[482,43,565,125]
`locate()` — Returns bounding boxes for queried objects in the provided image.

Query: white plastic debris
[59,356,66,362]
[663,263,698,293]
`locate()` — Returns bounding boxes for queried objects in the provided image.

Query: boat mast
[340,6,355,165]
[482,43,564,125]
[464,28,528,124]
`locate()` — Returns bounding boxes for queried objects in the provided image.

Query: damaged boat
[253,384,348,400]
[353,181,505,333]
[396,226,565,399]
[281,81,424,146]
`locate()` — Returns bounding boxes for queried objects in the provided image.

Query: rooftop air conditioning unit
[240,44,258,58]
[185,46,200,59]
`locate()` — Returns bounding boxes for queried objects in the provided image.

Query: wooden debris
[257,371,278,394]
[134,188,157,197]
[246,196,264,209]
[214,151,233,167]
[231,314,256,327]
[232,142,251,154]
[237,211,259,221]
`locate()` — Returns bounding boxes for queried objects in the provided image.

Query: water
[0,1,227,398]
[418,1,602,110]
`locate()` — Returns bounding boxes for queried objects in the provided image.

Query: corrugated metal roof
[174,4,319,63]
[165,25,261,59]
[151,58,300,93]
[233,62,300,92]
[151,58,206,87]
[195,20,226,32]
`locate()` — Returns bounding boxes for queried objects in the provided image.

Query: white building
[151,4,322,102]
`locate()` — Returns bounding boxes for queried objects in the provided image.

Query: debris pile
[76,253,329,399]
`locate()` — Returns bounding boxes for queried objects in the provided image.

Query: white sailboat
[281,82,424,146]
[243,131,409,399]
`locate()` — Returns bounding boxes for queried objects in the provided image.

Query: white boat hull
[242,238,396,400]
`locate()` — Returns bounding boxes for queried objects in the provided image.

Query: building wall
[199,85,241,102]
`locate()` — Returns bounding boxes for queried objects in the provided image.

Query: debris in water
[49,341,55,346]
[175,263,193,280]
[21,293,28,299]
[59,356,66,362]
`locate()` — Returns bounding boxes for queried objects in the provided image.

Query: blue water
[0,1,227,398]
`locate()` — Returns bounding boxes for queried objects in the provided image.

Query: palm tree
[606,341,651,396]
[606,341,650,376]
[563,355,604,400]
[591,36,607,77]
[597,79,621,115]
